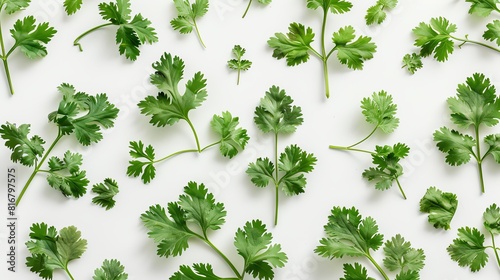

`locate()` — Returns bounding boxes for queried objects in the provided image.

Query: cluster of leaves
[268,0,377,98]
[0,83,119,206]
[433,73,500,193]
[127,53,249,183]
[141,182,288,279]
[26,223,127,280]
[466,0,500,46]
[0,2,57,95]
[315,206,426,280]
[329,91,410,199]
[403,17,500,74]
[228,45,252,85]
[365,0,398,25]
[171,0,209,48]
[419,187,458,230]
[242,0,272,18]
[73,0,158,60]
[246,86,317,225]
[448,203,500,272]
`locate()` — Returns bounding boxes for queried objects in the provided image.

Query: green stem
[73,23,114,51]
[242,0,253,18]
[193,19,206,48]
[490,232,500,269]
[329,145,375,155]
[320,9,330,98]
[198,233,243,279]
[451,35,500,54]
[237,69,241,85]
[394,177,407,200]
[65,266,75,280]
[365,253,390,280]
[474,126,485,193]
[16,131,63,206]
[152,142,219,164]
[274,133,279,226]
[186,118,202,152]
[0,18,14,95]
[348,125,379,149]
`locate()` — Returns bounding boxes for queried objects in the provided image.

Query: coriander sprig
[127,53,249,184]
[268,0,376,99]
[329,91,409,199]
[227,45,252,85]
[365,0,398,25]
[170,0,208,48]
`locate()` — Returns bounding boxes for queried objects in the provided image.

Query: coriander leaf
[49,83,120,146]
[93,259,128,280]
[46,151,89,198]
[340,263,376,280]
[254,85,303,134]
[483,203,500,235]
[484,134,500,163]
[402,53,423,74]
[466,0,500,17]
[332,26,377,70]
[395,270,420,280]
[315,206,384,258]
[362,168,393,191]
[365,0,398,25]
[210,112,249,158]
[413,17,457,61]
[484,20,500,46]
[170,263,223,280]
[360,90,399,133]
[10,16,57,59]
[383,234,425,272]
[278,144,317,196]
[447,227,488,272]
[419,187,458,230]
[26,223,87,280]
[246,158,275,188]
[92,178,120,210]
[234,220,287,280]
[64,0,83,15]
[171,0,208,48]
[433,127,475,166]
[139,53,207,126]
[228,45,252,85]
[306,0,353,14]
[178,182,226,234]
[267,22,315,66]
[127,141,156,184]
[141,203,195,258]
[2,0,31,14]
[0,122,45,167]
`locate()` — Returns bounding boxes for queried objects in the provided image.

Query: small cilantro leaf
[127,141,156,184]
[254,86,303,134]
[46,151,89,198]
[170,263,223,280]
[395,270,420,280]
[419,187,458,230]
[64,0,84,15]
[92,178,120,210]
[171,0,209,48]
[365,0,398,25]
[93,259,128,280]
[267,22,315,66]
[210,111,249,158]
[483,203,500,235]
[0,123,45,167]
[433,127,475,166]
[306,0,353,14]
[228,45,252,85]
[466,0,500,17]
[340,263,376,280]
[278,145,317,196]
[484,20,500,46]
[484,134,500,163]
[402,53,423,74]
[246,158,275,188]
[383,234,425,272]
[413,17,457,61]
[2,0,31,14]
[332,26,377,70]
[447,227,488,272]
[10,16,57,59]
[361,90,399,133]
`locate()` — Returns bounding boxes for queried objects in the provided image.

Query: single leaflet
[0,84,119,206]
[403,17,500,74]
[365,0,398,25]
[315,206,426,280]
[246,86,317,225]
[419,187,458,230]
[73,0,158,61]
[242,0,271,18]
[64,0,84,15]
[0,0,57,95]
[227,45,252,85]
[448,203,500,273]
[127,53,249,184]
[268,0,376,98]
[141,182,288,280]
[25,223,128,280]
[92,178,120,210]
[170,0,209,48]
[433,73,500,193]
[329,91,410,199]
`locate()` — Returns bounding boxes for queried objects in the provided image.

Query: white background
[1,0,500,279]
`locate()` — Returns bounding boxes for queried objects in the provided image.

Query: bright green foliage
[247,86,316,225]
[1,0,31,14]
[0,84,118,206]
[365,0,398,25]
[402,53,423,74]
[171,0,208,48]
[141,182,287,279]
[92,178,120,210]
[433,73,500,193]
[26,223,88,279]
[128,53,249,183]
[316,206,425,280]
[93,259,128,280]
[484,204,500,234]
[466,0,500,17]
[64,0,83,15]
[228,45,252,85]
[395,271,420,280]
[73,0,158,60]
[242,0,272,18]
[419,187,458,230]
[484,20,500,46]
[268,0,376,98]
[361,90,399,133]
